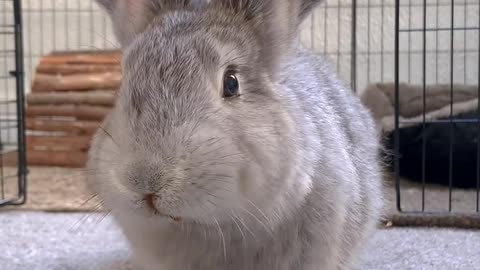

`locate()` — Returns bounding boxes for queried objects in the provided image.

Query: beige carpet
[2,166,102,212]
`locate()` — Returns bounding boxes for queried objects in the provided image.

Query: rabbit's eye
[223,71,239,98]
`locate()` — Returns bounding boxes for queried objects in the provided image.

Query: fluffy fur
[88,1,384,269]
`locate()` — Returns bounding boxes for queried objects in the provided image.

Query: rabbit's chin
[115,202,243,227]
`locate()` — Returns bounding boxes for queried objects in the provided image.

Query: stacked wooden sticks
[26,50,122,167]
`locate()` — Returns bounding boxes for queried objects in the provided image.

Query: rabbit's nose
[143,193,159,212]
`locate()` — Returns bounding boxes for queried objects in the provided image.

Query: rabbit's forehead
[121,9,257,76]
[123,28,253,85]
[119,31,228,115]
[124,36,215,79]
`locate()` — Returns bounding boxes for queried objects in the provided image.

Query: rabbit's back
[279,43,384,268]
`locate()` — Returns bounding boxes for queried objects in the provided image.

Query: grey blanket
[360,82,479,133]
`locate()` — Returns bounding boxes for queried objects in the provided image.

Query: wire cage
[392,0,480,217]
[301,0,396,94]
[20,0,117,94]
[3,0,480,223]
[0,0,27,206]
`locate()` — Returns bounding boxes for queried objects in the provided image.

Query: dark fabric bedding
[361,83,479,189]
[383,111,480,188]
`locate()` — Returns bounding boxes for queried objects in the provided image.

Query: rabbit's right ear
[96,0,193,46]
[96,0,161,46]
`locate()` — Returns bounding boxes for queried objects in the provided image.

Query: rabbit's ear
[209,0,323,75]
[95,0,160,46]
[95,0,191,46]
[299,0,324,22]
[96,0,115,11]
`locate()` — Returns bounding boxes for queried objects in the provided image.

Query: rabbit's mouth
[153,210,182,223]
[143,193,182,223]
[148,206,183,223]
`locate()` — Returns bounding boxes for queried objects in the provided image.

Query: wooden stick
[26,135,92,151]
[32,72,122,92]
[25,119,101,135]
[26,105,110,121]
[26,150,87,168]
[39,51,122,65]
[388,213,480,230]
[36,63,122,75]
[50,49,120,56]
[27,91,117,106]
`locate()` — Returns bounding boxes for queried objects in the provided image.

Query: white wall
[301,0,479,93]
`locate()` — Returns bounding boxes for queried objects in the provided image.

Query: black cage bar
[0,0,27,207]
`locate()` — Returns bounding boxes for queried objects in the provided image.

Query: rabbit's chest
[122,221,306,270]
[147,242,304,270]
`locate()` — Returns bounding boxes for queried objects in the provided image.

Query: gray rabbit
[87,1,384,269]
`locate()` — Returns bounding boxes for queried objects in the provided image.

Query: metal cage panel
[394,0,480,214]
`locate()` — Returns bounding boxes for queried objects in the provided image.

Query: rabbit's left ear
[209,0,323,75]
[299,0,324,22]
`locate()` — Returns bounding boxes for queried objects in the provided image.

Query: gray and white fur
[88,1,384,269]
